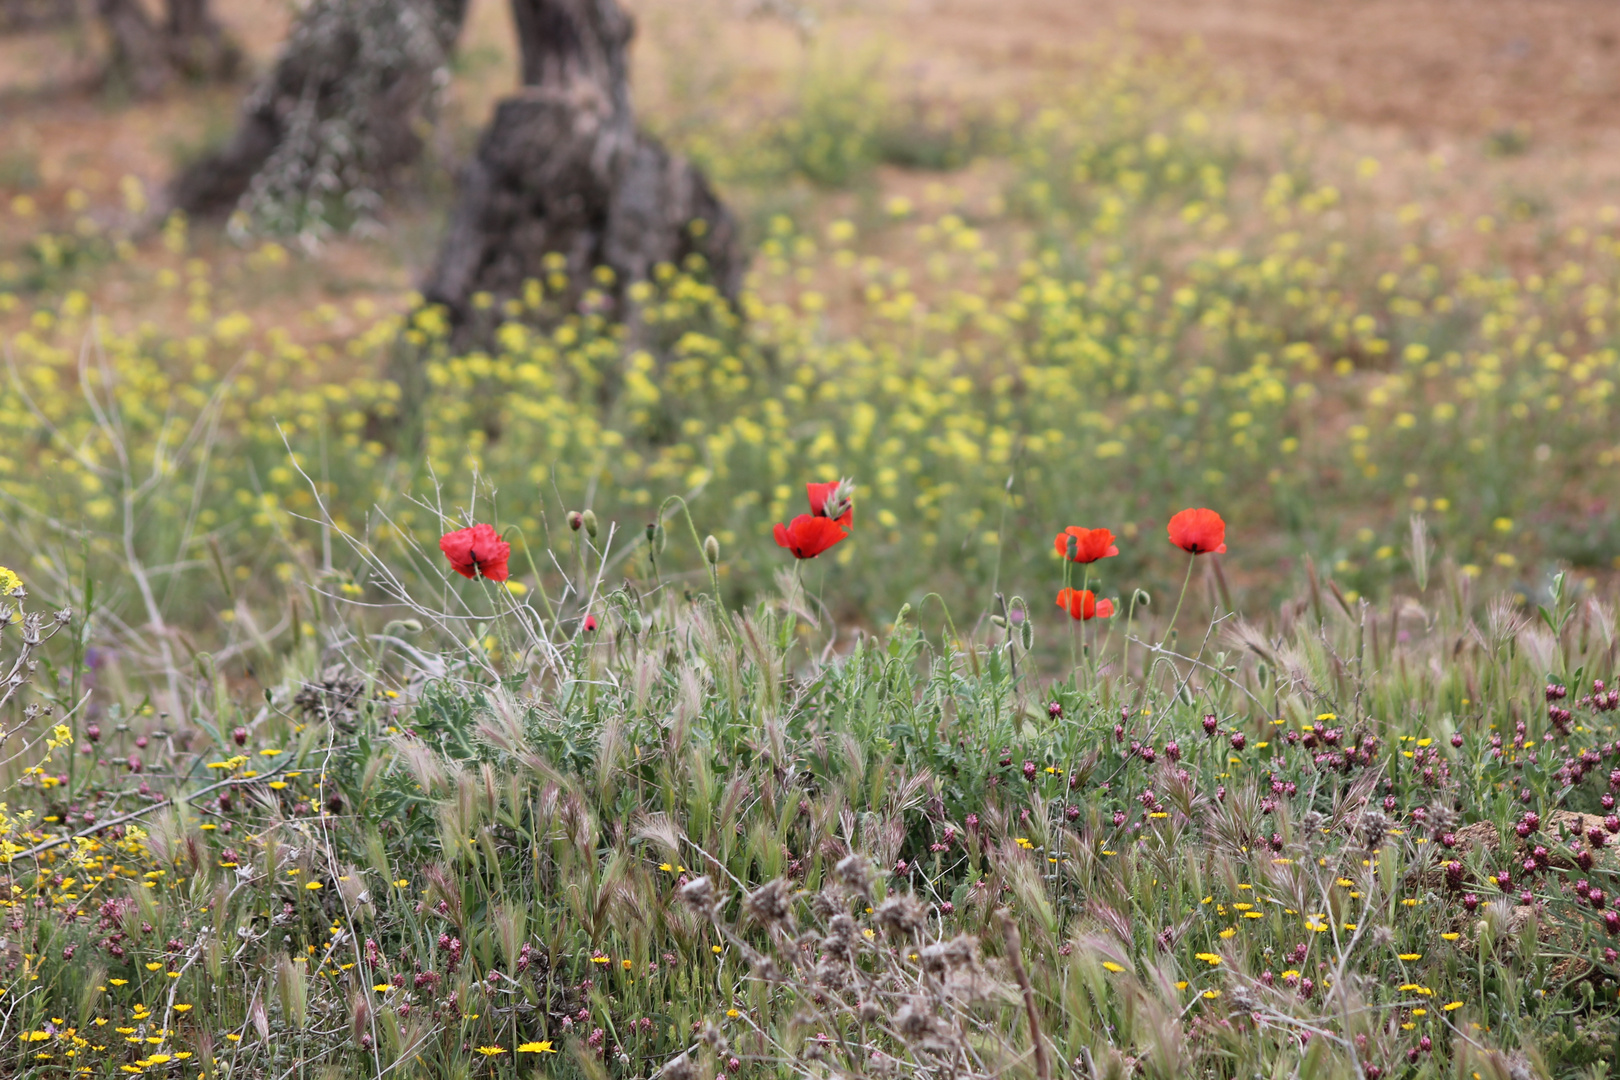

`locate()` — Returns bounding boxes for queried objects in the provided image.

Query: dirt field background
[3,0,1619,317]
[6,0,1620,169]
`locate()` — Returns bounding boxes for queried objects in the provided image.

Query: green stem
[1079,564,1091,685]
[657,494,730,626]
[1162,552,1198,649]
[1063,556,1076,676]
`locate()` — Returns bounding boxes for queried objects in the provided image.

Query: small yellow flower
[1443,1001,1464,1011]
[305,881,322,890]
[1398,953,1422,961]
[1101,961,1125,973]
[172,1005,191,1014]
[517,1041,556,1053]
[475,1046,507,1056]
[1194,953,1222,965]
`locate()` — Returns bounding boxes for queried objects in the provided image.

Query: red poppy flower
[439,523,512,581]
[1167,508,1227,554]
[1056,588,1114,621]
[774,515,849,559]
[806,480,854,526]
[583,614,598,632]
[1054,526,1119,563]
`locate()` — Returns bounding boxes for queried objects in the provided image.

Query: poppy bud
[581,510,599,538]
[646,522,667,556]
[626,610,643,636]
[703,535,720,565]
[568,511,583,531]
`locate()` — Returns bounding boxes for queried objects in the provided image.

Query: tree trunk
[98,0,240,99]
[421,0,745,344]
[168,0,468,233]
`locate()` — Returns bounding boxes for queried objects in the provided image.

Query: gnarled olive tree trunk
[421,0,744,344]
[169,0,468,235]
[97,0,240,98]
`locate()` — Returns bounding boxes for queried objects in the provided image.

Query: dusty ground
[6,0,1620,163]
[3,0,1619,340]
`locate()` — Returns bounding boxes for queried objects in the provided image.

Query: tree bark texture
[421,0,745,341]
[168,0,468,232]
[97,0,240,99]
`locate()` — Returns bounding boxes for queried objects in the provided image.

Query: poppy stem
[1163,551,1198,649]
[1079,565,1091,683]
[1063,557,1077,676]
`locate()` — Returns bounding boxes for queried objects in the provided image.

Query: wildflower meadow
[3,2,1620,1078]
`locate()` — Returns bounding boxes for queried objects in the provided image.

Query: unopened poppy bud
[626,609,643,636]
[581,509,598,538]
[646,522,667,555]
[568,511,583,531]
[703,534,720,565]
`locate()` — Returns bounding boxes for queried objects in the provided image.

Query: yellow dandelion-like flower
[517,1041,556,1053]
[1194,953,1222,965]
[1101,961,1126,973]
[474,1046,506,1056]
[305,881,322,890]
[1443,1001,1464,1011]
[1398,953,1422,961]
